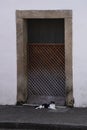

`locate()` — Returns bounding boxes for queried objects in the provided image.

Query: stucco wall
[0,0,87,107]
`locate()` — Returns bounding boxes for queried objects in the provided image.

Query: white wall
[0,0,87,107]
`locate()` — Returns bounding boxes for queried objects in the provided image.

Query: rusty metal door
[27,19,65,105]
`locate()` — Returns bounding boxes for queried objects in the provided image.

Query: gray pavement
[0,105,87,129]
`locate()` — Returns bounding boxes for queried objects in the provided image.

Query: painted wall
[0,0,87,107]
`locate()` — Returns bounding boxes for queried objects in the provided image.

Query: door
[27,19,65,105]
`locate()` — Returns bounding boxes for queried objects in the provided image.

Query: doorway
[16,10,73,107]
[27,19,65,105]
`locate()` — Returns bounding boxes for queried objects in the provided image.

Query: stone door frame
[16,10,73,106]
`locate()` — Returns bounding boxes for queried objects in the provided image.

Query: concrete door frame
[16,10,73,107]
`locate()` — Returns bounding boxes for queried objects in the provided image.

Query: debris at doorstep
[35,101,56,110]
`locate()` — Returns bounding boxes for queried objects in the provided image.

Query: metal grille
[27,44,65,104]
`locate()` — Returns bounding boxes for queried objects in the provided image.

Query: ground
[0,105,87,129]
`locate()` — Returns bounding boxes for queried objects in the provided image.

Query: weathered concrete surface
[0,105,87,129]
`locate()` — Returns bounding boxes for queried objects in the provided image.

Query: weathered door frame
[16,10,73,107]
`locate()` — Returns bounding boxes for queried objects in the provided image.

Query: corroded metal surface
[27,44,65,105]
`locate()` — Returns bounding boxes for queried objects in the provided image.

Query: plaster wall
[0,0,87,107]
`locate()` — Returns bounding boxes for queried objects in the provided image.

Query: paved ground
[0,105,87,129]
